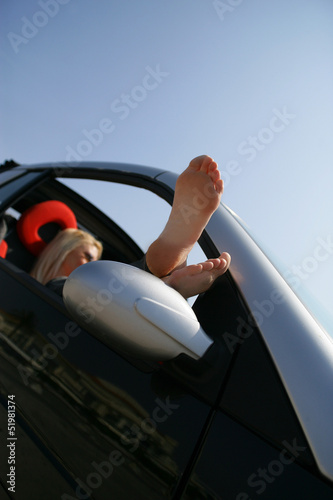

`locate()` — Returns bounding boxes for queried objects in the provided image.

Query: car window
[0,168,27,187]
[0,172,46,211]
[59,177,208,272]
[1,174,146,273]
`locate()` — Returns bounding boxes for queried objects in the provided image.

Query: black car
[1,161,333,499]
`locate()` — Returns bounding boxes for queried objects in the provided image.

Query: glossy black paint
[0,163,332,499]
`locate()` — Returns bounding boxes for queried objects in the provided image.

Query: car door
[0,164,234,500]
[180,296,333,498]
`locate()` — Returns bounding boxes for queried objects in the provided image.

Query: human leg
[145,155,223,277]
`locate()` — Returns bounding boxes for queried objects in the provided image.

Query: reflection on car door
[0,265,216,499]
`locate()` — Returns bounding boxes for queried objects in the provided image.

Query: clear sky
[1,0,333,332]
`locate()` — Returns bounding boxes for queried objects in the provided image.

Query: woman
[30,228,103,286]
[31,155,231,298]
[31,225,229,299]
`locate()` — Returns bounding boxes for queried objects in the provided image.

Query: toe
[219,252,231,270]
[201,260,215,271]
[209,168,220,183]
[216,179,224,194]
[208,160,218,173]
[197,155,215,173]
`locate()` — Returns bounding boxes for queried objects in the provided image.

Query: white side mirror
[63,261,213,361]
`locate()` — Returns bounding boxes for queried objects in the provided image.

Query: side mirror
[63,261,213,361]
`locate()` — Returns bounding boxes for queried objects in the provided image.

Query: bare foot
[163,252,231,299]
[146,155,223,277]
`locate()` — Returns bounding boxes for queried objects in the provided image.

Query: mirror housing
[63,261,213,361]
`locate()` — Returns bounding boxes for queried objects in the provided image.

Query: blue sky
[1,0,333,332]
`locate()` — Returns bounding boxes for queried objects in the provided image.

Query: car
[0,159,333,500]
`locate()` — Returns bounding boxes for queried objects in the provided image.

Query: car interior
[0,174,145,277]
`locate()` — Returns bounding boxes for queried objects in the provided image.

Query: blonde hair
[30,228,103,285]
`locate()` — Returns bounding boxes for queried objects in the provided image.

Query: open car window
[2,174,144,274]
[59,177,208,270]
[2,170,208,273]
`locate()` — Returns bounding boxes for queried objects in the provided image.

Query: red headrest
[16,200,77,256]
[0,240,8,259]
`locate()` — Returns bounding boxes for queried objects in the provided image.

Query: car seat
[0,200,77,271]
